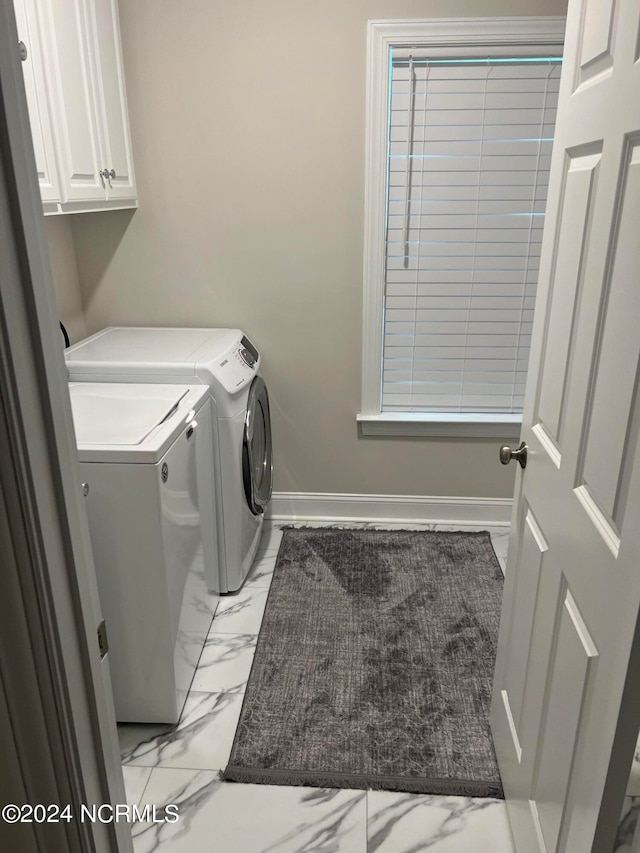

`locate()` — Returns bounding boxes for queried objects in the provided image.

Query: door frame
[2,0,639,849]
[0,2,130,851]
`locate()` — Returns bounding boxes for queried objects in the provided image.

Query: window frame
[358,17,566,438]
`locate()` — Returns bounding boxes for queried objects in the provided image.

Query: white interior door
[490,0,640,851]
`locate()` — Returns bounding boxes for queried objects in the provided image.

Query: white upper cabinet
[88,0,136,201]
[13,0,62,207]
[15,0,136,214]
[43,0,105,205]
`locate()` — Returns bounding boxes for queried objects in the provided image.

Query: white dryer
[66,327,273,594]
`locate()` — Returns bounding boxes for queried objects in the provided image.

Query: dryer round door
[242,376,273,515]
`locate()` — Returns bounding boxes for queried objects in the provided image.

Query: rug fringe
[280,524,493,535]
[221,765,504,799]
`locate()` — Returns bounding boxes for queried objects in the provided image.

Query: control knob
[240,347,256,368]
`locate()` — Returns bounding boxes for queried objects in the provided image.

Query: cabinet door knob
[18,41,28,62]
[98,167,115,187]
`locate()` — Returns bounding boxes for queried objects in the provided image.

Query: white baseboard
[266,492,512,527]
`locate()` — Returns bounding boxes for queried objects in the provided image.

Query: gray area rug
[223,528,504,797]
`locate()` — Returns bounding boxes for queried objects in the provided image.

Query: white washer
[69,383,215,724]
[66,327,273,594]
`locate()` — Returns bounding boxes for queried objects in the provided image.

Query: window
[359,18,565,437]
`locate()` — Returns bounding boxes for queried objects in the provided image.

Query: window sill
[357,413,522,438]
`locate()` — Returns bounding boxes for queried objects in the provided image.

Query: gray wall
[44,217,86,344]
[65,0,567,498]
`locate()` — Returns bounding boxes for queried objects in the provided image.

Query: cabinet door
[13,0,61,203]
[43,0,105,202]
[88,0,136,200]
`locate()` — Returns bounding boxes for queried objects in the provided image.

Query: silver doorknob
[499,441,528,469]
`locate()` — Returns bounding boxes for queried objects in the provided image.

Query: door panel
[43,0,104,200]
[491,0,640,849]
[536,150,601,447]
[580,145,640,526]
[533,589,598,852]
[502,508,547,753]
[13,0,61,201]
[89,0,136,199]
[579,0,616,71]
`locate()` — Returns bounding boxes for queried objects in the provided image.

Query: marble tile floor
[616,797,640,852]
[119,520,516,852]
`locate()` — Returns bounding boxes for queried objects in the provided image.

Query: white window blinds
[383,56,562,414]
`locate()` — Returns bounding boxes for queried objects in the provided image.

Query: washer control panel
[208,335,260,394]
[239,335,258,368]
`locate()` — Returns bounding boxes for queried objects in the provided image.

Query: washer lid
[69,383,208,463]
